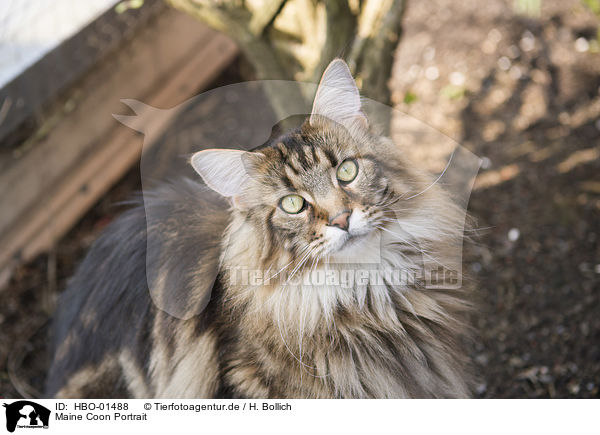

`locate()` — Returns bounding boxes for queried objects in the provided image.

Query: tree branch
[249,0,288,36]
[347,0,406,105]
[311,0,357,84]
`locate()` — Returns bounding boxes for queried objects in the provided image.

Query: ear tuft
[310,59,367,128]
[190,149,251,198]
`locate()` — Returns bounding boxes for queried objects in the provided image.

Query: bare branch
[249,0,288,36]
[311,0,357,84]
[348,0,406,104]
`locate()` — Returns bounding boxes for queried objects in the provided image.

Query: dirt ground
[391,0,600,397]
[1,0,599,398]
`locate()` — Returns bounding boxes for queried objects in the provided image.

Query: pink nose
[328,211,351,231]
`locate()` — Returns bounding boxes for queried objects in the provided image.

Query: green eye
[336,159,358,183]
[280,194,306,214]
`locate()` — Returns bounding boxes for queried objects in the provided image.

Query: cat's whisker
[285,252,314,285]
[238,250,318,317]
[223,244,315,307]
[376,226,453,271]
[402,150,455,201]
[279,247,332,378]
[246,240,327,320]
[379,215,467,238]
[274,248,329,376]
[322,256,340,353]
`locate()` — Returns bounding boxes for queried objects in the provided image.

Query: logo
[2,401,50,433]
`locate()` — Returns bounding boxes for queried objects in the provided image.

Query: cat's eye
[280,194,306,214]
[336,159,358,183]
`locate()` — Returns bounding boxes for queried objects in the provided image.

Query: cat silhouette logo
[2,401,50,432]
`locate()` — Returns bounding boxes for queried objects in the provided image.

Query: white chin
[324,227,351,253]
[326,229,382,264]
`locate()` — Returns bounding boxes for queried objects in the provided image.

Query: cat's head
[191,59,429,264]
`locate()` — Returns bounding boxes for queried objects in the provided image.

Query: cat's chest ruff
[266,250,421,312]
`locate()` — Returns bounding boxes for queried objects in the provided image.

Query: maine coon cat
[46,59,473,398]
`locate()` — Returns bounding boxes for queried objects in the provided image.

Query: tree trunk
[166,0,405,121]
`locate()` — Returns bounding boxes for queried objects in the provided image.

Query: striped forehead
[260,138,334,190]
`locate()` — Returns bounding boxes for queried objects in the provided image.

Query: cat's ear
[310,59,367,129]
[191,149,257,200]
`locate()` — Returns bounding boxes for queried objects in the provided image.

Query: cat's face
[190,59,424,264]
[244,118,403,260]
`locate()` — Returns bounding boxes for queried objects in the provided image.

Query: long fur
[46,61,473,399]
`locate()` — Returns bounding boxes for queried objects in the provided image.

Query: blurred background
[0,0,598,398]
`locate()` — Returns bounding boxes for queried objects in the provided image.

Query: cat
[46,59,473,398]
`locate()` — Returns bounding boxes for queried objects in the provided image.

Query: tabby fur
[46,60,473,398]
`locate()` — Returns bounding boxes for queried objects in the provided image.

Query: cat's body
[47,60,473,398]
[46,181,229,398]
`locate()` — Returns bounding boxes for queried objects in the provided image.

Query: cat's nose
[328,210,351,231]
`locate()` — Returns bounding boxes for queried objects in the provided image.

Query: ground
[0,0,599,398]
[391,0,600,397]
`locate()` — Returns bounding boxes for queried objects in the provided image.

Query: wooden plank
[0,9,213,236]
[0,10,238,288]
